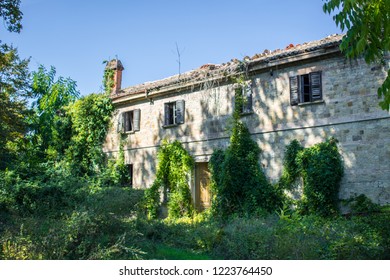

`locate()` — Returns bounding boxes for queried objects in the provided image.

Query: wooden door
[195,162,211,211]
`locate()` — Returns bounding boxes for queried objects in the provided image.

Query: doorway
[195,162,211,211]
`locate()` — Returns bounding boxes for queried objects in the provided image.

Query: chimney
[105,59,124,94]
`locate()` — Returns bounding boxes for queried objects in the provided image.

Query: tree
[30,65,79,159]
[0,0,29,169]
[323,0,390,110]
[0,44,30,169]
[0,0,23,33]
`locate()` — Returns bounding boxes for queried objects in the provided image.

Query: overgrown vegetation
[279,138,344,216]
[209,120,281,218]
[208,76,281,218]
[144,140,194,219]
[1,4,388,260]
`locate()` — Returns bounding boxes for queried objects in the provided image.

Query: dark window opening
[124,111,133,132]
[301,74,311,103]
[126,164,133,188]
[167,102,176,125]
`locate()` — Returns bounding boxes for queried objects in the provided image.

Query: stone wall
[104,52,390,205]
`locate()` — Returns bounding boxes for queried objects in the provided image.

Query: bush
[213,216,276,259]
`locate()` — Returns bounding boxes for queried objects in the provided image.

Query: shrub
[213,216,276,259]
[345,194,381,215]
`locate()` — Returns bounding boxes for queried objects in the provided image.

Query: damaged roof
[114,34,343,99]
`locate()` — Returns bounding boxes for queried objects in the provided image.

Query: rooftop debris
[116,34,343,96]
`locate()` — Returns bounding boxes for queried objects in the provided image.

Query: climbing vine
[280,138,344,216]
[103,61,115,94]
[297,138,344,216]
[279,140,304,191]
[209,118,281,219]
[144,140,194,219]
[66,93,114,175]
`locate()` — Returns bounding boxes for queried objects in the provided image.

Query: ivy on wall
[279,140,304,191]
[144,140,194,219]
[103,60,115,94]
[209,119,281,219]
[280,138,344,216]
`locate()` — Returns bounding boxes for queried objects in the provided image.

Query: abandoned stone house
[103,34,390,211]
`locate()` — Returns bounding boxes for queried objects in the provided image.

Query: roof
[113,34,343,100]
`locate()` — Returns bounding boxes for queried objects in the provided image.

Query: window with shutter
[290,71,322,105]
[164,100,185,127]
[120,109,141,133]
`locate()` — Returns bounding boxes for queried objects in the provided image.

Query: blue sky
[0,0,341,96]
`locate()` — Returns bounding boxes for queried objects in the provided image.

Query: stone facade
[103,34,390,207]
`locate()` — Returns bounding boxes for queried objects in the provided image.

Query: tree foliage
[0,0,23,33]
[30,65,79,159]
[323,0,390,110]
[0,44,30,169]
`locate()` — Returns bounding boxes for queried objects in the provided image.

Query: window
[164,100,185,126]
[118,109,140,133]
[242,85,253,114]
[290,71,322,105]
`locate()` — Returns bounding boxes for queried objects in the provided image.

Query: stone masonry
[103,34,390,207]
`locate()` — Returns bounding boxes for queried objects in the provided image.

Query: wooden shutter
[117,112,124,133]
[290,76,299,105]
[164,103,170,126]
[310,71,322,101]
[124,111,130,132]
[133,109,140,131]
[175,100,185,124]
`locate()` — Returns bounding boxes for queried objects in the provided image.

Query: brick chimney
[105,59,124,94]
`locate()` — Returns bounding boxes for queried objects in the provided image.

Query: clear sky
[0,0,341,96]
